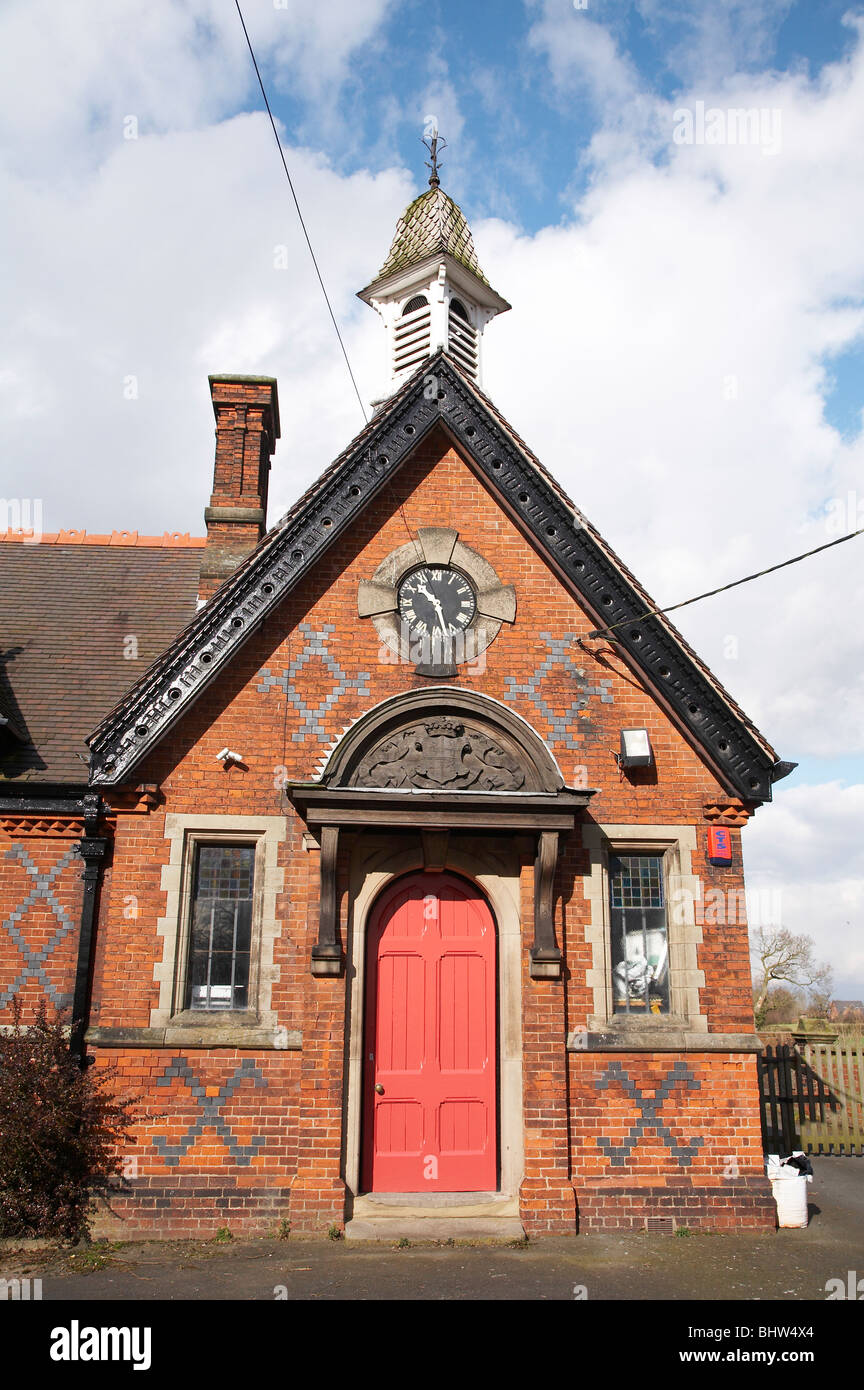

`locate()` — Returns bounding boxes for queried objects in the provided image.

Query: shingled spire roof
[370,186,491,288]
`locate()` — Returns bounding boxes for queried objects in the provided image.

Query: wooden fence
[757,1042,864,1156]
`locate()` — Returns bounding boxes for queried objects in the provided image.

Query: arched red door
[362,872,497,1193]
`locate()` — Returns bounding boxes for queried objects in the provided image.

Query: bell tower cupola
[358,134,510,400]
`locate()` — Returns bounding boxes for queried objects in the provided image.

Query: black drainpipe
[70,791,109,1069]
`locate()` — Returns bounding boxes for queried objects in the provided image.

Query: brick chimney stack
[198,374,281,602]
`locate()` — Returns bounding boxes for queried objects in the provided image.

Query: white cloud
[0,0,399,177]
[1,111,408,533]
[0,0,406,533]
[528,1,640,108]
[636,0,795,85]
[743,783,864,996]
[416,79,465,154]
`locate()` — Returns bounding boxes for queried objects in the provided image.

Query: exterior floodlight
[619,728,653,769]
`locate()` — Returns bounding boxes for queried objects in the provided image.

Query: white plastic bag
[771,1168,809,1228]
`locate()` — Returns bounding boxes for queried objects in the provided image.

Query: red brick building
[0,177,793,1239]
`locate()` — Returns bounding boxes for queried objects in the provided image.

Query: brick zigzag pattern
[153,1057,267,1167]
[0,845,78,1007]
[504,633,613,750]
[257,623,371,743]
[595,1060,704,1168]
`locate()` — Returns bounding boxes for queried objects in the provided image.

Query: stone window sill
[568,1024,761,1053]
[85,1023,301,1050]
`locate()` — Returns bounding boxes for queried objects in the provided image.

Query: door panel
[438,1100,487,1154]
[362,873,497,1192]
[375,1101,424,1156]
[438,953,489,1073]
[376,953,426,1072]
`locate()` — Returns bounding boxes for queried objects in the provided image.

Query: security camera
[217,748,244,765]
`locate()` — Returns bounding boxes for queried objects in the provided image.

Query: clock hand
[415,582,449,633]
[416,583,450,628]
[429,595,449,635]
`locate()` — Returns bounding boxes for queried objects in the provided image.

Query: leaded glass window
[185,844,254,1011]
[609,853,669,1015]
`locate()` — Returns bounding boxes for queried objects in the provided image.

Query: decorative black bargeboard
[88,353,781,801]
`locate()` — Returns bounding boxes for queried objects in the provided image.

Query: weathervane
[423,127,446,188]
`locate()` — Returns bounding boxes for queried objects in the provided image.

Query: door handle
[374,1083,384,1095]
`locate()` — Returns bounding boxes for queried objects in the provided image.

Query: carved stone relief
[352,717,527,791]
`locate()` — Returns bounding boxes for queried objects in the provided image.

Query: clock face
[397,566,477,639]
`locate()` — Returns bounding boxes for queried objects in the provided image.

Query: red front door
[362,872,497,1193]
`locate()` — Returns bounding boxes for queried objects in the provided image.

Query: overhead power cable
[586,523,864,641]
[234,0,368,425]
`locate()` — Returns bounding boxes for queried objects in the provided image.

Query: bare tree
[760,985,804,1025]
[808,982,835,1019]
[751,926,833,1027]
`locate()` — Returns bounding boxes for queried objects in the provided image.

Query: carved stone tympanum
[353,718,527,791]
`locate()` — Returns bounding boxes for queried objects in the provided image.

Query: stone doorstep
[345,1191,524,1242]
[345,1217,525,1242]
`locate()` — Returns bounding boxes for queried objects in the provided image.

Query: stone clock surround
[357,526,516,673]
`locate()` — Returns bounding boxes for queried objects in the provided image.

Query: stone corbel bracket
[311,826,343,977]
[531,829,562,979]
[358,526,516,676]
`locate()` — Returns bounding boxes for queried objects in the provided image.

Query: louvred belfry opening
[393,295,432,377]
[447,298,478,377]
[362,873,497,1193]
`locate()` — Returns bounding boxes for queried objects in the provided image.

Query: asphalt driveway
[3,1157,862,1303]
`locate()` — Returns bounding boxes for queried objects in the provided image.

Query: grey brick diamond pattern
[1,845,79,1007]
[504,633,613,749]
[595,1060,704,1168]
[153,1056,267,1166]
[257,623,371,742]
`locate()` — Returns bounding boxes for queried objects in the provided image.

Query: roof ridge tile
[0,530,205,548]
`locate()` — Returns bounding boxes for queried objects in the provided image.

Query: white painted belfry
[357,181,510,401]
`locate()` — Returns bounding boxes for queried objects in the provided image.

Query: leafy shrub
[0,1001,138,1242]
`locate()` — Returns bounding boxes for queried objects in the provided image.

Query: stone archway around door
[343,833,526,1242]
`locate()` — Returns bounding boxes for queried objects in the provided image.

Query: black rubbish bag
[782,1151,814,1177]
